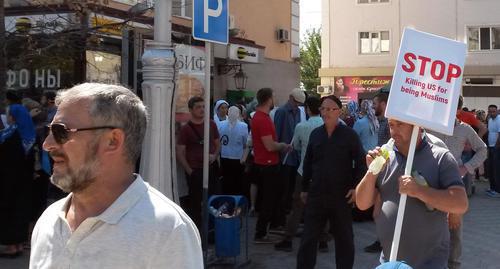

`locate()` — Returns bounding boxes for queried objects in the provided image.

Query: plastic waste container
[208,195,248,258]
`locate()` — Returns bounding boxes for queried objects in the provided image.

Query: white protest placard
[386,28,467,135]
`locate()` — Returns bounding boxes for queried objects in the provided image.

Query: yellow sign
[91,17,123,36]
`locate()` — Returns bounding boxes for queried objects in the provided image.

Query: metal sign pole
[389,125,419,261]
[201,41,212,267]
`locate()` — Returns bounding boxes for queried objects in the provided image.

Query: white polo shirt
[30,175,203,269]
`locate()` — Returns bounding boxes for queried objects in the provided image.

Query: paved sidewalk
[2,182,499,268]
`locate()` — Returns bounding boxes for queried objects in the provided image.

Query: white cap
[290,88,306,104]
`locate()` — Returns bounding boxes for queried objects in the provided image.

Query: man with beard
[251,88,292,243]
[30,83,203,268]
[364,90,390,253]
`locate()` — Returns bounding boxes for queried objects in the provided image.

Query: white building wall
[325,0,500,69]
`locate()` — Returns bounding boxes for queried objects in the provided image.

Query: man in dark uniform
[297,95,367,269]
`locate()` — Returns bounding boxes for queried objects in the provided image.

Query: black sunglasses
[46,123,118,144]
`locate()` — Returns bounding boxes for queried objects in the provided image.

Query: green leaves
[300,28,321,92]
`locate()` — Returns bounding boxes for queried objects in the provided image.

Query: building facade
[320,0,500,109]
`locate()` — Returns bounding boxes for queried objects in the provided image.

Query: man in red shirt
[177,96,220,230]
[251,88,292,243]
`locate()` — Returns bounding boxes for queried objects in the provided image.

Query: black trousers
[254,164,280,238]
[185,164,220,231]
[273,164,298,228]
[297,197,354,269]
[221,158,244,195]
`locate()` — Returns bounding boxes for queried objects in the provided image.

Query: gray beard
[51,141,100,193]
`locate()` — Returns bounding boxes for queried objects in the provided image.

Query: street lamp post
[140,0,178,200]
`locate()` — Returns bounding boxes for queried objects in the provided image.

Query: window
[359,31,390,54]
[173,0,193,18]
[358,0,389,3]
[467,26,500,51]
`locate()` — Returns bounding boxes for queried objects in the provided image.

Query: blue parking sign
[193,0,229,44]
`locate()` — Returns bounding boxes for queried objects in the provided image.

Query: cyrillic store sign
[7,69,61,89]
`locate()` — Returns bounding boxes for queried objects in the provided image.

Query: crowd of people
[0,90,64,258]
[175,85,499,269]
[0,82,499,269]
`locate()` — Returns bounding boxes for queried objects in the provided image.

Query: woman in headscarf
[218,106,249,195]
[213,99,229,129]
[353,99,379,153]
[344,100,359,128]
[0,94,36,258]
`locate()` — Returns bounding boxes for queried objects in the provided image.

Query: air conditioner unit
[277,28,290,43]
[229,15,236,29]
[317,85,332,94]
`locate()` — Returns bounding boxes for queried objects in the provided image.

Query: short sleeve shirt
[375,141,463,269]
[251,110,279,165]
[30,175,203,269]
[178,120,220,169]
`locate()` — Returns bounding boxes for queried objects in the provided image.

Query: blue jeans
[487,147,500,192]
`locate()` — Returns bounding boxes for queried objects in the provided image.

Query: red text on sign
[401,53,462,83]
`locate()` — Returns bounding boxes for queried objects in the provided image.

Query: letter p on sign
[204,0,222,33]
[193,0,228,44]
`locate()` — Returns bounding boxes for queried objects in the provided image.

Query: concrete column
[140,0,178,200]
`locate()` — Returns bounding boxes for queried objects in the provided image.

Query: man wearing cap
[273,88,306,230]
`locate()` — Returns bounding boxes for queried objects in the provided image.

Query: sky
[300,0,322,40]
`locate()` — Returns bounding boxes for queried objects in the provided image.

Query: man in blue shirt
[273,88,306,229]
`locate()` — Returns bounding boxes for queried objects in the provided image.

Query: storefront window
[86,51,122,84]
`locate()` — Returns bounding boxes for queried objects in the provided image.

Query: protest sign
[384,28,466,264]
[386,28,466,135]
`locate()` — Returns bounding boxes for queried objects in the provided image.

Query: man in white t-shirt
[486,104,500,197]
[30,83,202,269]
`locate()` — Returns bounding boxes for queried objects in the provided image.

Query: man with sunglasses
[30,83,203,269]
[297,95,367,269]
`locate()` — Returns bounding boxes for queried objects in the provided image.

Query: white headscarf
[227,106,241,128]
[213,100,229,122]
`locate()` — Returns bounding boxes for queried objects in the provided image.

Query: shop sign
[6,69,61,89]
[91,16,123,36]
[333,76,392,102]
[5,14,74,33]
[228,44,260,63]
[174,45,206,116]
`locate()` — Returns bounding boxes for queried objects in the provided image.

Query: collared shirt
[302,123,367,200]
[378,116,391,146]
[375,140,463,269]
[292,115,323,176]
[430,120,487,173]
[274,102,302,166]
[30,175,203,269]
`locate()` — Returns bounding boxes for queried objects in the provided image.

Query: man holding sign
[356,120,468,268]
[356,28,469,269]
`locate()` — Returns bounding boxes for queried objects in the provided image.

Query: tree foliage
[300,28,321,92]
